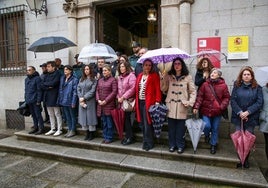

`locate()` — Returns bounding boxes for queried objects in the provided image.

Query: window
[0,5,27,77]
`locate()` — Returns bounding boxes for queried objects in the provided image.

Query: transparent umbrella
[78,43,117,63]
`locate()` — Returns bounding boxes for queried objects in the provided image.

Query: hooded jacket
[25,71,42,104]
[194,78,230,117]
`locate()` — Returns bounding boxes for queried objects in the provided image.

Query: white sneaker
[53,130,62,136]
[45,129,56,136]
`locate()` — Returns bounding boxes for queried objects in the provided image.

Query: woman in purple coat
[116,58,136,145]
[96,64,118,143]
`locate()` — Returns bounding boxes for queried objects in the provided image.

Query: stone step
[0,135,267,188]
[15,130,239,168]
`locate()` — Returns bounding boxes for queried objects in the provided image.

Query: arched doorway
[95,0,160,55]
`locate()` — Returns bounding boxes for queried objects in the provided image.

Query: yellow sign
[228,35,249,59]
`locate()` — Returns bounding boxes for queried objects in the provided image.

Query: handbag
[122,98,135,112]
[208,84,229,120]
[17,101,31,116]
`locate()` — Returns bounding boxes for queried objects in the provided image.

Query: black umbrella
[28,36,76,53]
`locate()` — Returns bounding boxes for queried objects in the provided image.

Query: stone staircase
[0,123,267,187]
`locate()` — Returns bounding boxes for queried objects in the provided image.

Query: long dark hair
[81,65,95,82]
[168,57,189,76]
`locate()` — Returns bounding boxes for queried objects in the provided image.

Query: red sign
[197,37,221,68]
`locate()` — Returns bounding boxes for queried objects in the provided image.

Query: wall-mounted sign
[228,35,249,60]
[197,37,221,68]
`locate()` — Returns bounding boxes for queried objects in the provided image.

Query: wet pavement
[0,152,238,188]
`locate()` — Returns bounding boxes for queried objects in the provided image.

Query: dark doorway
[95,0,160,55]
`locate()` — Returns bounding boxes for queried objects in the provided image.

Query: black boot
[84,130,90,140]
[88,131,94,141]
[210,145,217,154]
[28,128,38,134]
[243,154,250,168]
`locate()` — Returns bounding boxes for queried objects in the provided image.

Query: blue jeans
[101,114,114,142]
[168,118,186,149]
[63,106,76,131]
[28,103,44,130]
[203,115,222,146]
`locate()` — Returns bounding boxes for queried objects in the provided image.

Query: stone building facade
[0,0,267,129]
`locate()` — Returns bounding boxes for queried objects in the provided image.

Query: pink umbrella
[230,120,256,165]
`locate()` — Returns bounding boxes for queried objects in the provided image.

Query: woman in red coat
[135,58,162,151]
[193,68,230,154]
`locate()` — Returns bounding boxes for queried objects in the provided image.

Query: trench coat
[161,74,196,119]
[77,78,98,127]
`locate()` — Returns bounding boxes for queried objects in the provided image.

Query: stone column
[63,0,78,65]
[179,0,194,53]
[161,0,180,48]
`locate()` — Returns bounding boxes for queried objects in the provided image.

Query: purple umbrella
[137,47,190,64]
[137,47,190,73]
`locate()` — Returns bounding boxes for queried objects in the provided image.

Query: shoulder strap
[208,84,221,104]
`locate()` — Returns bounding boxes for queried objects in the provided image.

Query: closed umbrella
[28,36,76,53]
[148,104,168,138]
[230,120,256,166]
[111,108,125,140]
[185,117,206,153]
[78,43,117,63]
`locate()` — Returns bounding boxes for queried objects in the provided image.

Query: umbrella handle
[240,119,244,131]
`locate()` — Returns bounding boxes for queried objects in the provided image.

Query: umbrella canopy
[111,108,125,140]
[28,36,76,53]
[255,66,268,87]
[148,104,168,138]
[189,49,228,68]
[230,121,256,165]
[137,47,190,73]
[185,118,206,153]
[78,43,117,63]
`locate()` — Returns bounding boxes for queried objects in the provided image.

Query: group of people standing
[24,44,267,170]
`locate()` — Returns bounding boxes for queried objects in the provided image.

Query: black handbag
[17,101,31,116]
[208,84,229,120]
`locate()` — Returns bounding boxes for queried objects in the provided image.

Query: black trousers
[124,111,133,139]
[139,100,154,148]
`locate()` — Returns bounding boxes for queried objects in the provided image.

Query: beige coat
[161,74,196,119]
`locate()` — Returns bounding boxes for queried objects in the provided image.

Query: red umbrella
[111,108,125,139]
[230,120,256,165]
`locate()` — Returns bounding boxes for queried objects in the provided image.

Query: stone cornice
[179,0,195,5]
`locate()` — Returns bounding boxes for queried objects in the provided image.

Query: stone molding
[179,0,195,5]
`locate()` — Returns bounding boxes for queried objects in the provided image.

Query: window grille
[0,5,27,77]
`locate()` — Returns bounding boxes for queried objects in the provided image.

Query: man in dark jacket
[25,66,44,134]
[42,61,63,136]
[40,63,49,123]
